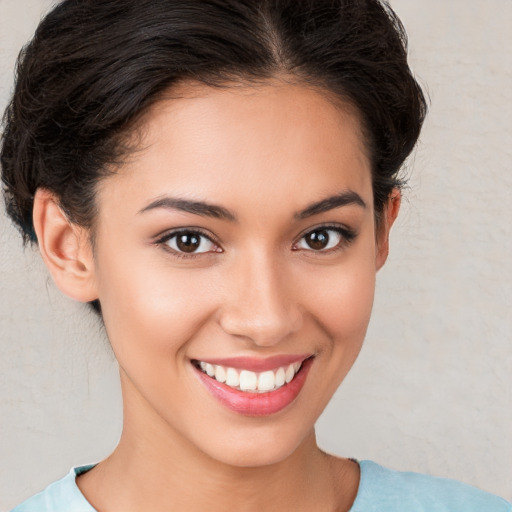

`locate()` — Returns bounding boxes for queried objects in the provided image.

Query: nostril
[217,303,302,346]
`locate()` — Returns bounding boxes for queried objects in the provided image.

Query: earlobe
[32,189,98,303]
[375,189,401,271]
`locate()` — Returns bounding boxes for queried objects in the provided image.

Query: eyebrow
[139,197,237,221]
[295,190,367,219]
[139,190,366,222]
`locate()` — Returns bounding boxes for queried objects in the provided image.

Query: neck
[77,373,359,512]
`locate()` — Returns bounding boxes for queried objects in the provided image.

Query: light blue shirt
[12,460,512,511]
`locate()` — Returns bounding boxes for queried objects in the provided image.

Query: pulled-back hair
[1,0,426,245]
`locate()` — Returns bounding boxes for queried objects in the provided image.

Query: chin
[197,421,315,469]
[218,446,294,468]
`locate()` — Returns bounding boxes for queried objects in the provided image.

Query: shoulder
[11,465,96,512]
[351,460,512,512]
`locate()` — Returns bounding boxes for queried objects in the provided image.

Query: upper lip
[191,354,312,372]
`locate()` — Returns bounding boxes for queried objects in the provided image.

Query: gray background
[1,0,511,508]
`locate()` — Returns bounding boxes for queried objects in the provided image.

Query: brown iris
[176,233,201,253]
[304,229,330,250]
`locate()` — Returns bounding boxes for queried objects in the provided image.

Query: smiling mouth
[192,359,307,393]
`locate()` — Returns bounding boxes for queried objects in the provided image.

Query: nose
[217,250,303,347]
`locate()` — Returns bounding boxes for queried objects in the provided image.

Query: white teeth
[214,365,226,383]
[285,364,295,383]
[205,363,215,377]
[258,371,276,392]
[225,367,240,387]
[275,367,286,387]
[239,370,257,391]
[196,359,306,393]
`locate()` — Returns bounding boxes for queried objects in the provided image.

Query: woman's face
[90,82,390,467]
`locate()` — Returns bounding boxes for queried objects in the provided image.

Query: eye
[294,226,354,252]
[158,230,219,255]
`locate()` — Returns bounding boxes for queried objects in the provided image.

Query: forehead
[97,81,373,220]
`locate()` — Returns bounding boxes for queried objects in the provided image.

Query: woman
[2,0,510,510]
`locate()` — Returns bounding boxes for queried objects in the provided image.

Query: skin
[33,81,400,512]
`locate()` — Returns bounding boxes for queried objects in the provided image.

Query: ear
[32,188,98,303]
[375,188,401,271]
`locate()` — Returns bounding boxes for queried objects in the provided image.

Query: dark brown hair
[1,0,426,243]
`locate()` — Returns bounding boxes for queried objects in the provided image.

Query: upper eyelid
[155,227,218,244]
[295,223,356,240]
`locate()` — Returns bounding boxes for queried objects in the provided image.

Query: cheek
[94,247,218,365]
[301,251,376,345]
[299,259,376,414]
[327,269,375,338]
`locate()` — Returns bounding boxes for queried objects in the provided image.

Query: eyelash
[292,224,357,254]
[155,224,357,259]
[155,228,221,260]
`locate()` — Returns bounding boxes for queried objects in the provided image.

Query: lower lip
[194,358,313,416]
